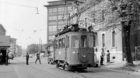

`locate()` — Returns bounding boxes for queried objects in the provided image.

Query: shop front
[0,47,9,64]
[0,36,10,65]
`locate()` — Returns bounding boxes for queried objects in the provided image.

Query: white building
[69,0,124,63]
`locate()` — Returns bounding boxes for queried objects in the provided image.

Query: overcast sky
[0,0,56,49]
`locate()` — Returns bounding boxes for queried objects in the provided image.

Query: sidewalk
[102,61,140,76]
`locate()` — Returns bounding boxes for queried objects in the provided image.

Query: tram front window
[72,36,80,48]
[81,35,87,48]
[88,36,94,48]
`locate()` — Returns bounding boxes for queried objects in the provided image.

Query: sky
[0,0,55,49]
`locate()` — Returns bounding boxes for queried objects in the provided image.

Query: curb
[101,66,140,76]
[101,67,133,75]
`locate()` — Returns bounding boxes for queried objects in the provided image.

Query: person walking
[0,53,2,64]
[5,52,9,65]
[26,52,29,65]
[107,50,110,63]
[35,52,41,64]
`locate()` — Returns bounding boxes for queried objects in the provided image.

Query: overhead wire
[0,0,40,14]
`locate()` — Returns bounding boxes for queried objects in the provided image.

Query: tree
[109,0,140,65]
[26,44,39,54]
[16,45,23,56]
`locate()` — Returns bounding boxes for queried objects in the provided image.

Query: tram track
[75,72,87,78]
[71,69,89,78]
[32,64,89,78]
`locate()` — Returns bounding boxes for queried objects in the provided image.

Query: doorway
[0,49,7,64]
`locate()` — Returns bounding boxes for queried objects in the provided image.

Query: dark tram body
[48,24,98,70]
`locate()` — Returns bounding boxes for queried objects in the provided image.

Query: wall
[77,0,124,63]
[0,24,6,36]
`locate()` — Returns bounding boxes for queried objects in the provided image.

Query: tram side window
[58,38,65,48]
[55,40,57,49]
[59,39,62,48]
[72,36,80,48]
[62,38,65,48]
[56,40,59,49]
[54,40,57,49]
[81,35,87,48]
[65,36,69,48]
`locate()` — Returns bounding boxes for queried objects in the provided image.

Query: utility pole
[109,0,139,65]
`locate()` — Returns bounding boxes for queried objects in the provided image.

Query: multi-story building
[45,0,74,43]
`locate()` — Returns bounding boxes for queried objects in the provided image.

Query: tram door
[65,36,69,61]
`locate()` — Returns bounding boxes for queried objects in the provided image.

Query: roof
[0,36,10,47]
[0,24,6,33]
[44,0,74,7]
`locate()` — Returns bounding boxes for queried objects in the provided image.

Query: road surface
[0,57,140,78]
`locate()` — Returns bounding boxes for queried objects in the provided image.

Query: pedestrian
[26,52,29,65]
[35,52,41,64]
[107,50,110,63]
[0,53,2,64]
[100,48,105,65]
[5,52,9,65]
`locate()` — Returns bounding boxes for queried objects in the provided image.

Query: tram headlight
[82,55,86,58]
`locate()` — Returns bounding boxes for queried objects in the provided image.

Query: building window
[58,21,64,25]
[58,7,63,12]
[48,8,57,15]
[48,8,53,13]
[112,31,115,47]
[58,7,64,14]
[58,15,63,20]
[48,35,55,40]
[48,26,57,32]
[48,22,57,26]
[102,34,105,47]
[48,16,57,21]
[52,8,57,13]
[102,10,105,22]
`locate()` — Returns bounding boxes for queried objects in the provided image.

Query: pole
[41,39,42,53]
[85,18,87,28]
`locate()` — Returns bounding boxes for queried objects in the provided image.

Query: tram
[52,24,98,70]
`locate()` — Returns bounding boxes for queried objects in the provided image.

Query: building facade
[0,24,10,64]
[45,0,74,43]
[70,0,140,63]
[83,0,122,63]
[69,0,123,63]
[45,0,140,64]
[0,24,16,64]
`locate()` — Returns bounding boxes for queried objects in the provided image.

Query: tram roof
[55,31,95,38]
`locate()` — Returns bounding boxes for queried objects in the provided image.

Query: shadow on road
[71,67,116,73]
